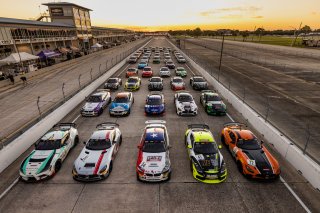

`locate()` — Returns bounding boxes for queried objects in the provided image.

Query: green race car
[124,76,141,91]
[153,56,161,64]
[185,124,227,183]
[200,90,226,115]
[175,67,187,77]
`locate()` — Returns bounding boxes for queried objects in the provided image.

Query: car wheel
[74,136,79,148]
[99,108,103,116]
[136,173,141,181]
[237,161,243,174]
[127,109,131,116]
[109,161,113,174]
[221,135,226,145]
[166,172,171,181]
[119,135,122,146]
[54,161,62,174]
[190,160,193,172]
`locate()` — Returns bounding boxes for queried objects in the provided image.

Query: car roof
[193,131,214,143]
[148,94,162,99]
[91,130,114,140]
[116,92,130,98]
[128,76,139,80]
[144,127,165,142]
[178,92,192,96]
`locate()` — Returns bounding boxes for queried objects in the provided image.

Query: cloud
[311,12,318,15]
[252,16,264,19]
[199,6,262,17]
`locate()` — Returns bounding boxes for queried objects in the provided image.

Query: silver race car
[20,123,79,182]
[174,91,198,116]
[80,89,111,116]
[72,123,122,181]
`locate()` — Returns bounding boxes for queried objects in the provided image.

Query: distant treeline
[168,26,320,37]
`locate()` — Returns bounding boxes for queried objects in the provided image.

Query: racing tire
[74,136,79,148]
[166,172,171,182]
[127,109,131,116]
[237,161,243,174]
[136,173,141,182]
[190,160,193,172]
[109,161,113,174]
[221,135,226,145]
[54,161,62,174]
[99,109,103,116]
[119,135,122,146]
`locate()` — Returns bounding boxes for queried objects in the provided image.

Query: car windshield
[194,77,205,82]
[114,96,129,103]
[142,141,166,153]
[150,78,161,82]
[173,78,183,83]
[144,68,151,71]
[130,56,136,59]
[140,62,147,65]
[207,95,221,101]
[160,67,169,71]
[86,138,112,150]
[35,139,61,150]
[237,138,261,150]
[147,98,162,105]
[87,95,101,103]
[107,79,117,83]
[128,78,138,83]
[178,94,193,102]
[177,68,185,71]
[128,68,136,72]
[194,142,218,154]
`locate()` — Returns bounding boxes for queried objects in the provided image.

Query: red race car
[142,66,153,78]
[170,76,185,91]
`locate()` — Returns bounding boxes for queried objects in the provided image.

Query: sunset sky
[0,0,319,31]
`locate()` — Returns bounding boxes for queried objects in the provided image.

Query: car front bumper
[192,169,227,184]
[81,110,99,116]
[137,171,170,182]
[109,110,129,116]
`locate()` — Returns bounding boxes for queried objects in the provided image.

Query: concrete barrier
[0,40,151,173]
[168,40,320,190]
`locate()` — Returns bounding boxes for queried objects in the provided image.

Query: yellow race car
[185,124,227,183]
[124,76,141,91]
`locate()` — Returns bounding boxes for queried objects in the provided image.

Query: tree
[300,25,312,34]
[240,31,249,41]
[193,27,202,37]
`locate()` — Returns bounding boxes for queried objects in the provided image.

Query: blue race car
[109,92,134,116]
[145,93,165,115]
[138,61,148,69]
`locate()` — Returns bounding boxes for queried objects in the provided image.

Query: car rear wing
[223,122,246,129]
[145,120,166,125]
[188,124,210,130]
[53,123,76,130]
[96,89,110,92]
[96,122,119,129]
[201,90,216,93]
[150,91,163,95]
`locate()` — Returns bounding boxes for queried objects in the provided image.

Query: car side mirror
[218,145,222,149]
[187,144,192,149]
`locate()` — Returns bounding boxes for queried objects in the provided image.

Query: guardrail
[167,39,320,190]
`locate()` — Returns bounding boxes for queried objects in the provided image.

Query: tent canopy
[37,50,61,60]
[0,52,39,64]
[91,43,103,48]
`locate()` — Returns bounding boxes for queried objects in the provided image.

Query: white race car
[174,91,198,116]
[20,123,79,182]
[136,120,171,182]
[72,123,122,181]
[80,89,111,116]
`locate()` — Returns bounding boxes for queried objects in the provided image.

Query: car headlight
[162,161,171,173]
[246,165,255,173]
[137,165,145,172]
[192,159,204,175]
[99,165,108,174]
[220,161,226,173]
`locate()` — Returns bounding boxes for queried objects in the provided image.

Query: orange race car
[221,122,280,179]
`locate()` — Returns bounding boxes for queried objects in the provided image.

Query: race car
[138,61,148,69]
[148,77,163,91]
[72,123,122,181]
[175,67,187,77]
[170,76,185,91]
[177,55,187,63]
[159,67,171,77]
[20,123,79,182]
[126,68,139,78]
[136,120,171,182]
[128,56,138,64]
[190,76,208,90]
[109,92,134,116]
[200,90,226,115]
[145,93,165,115]
[142,66,153,78]
[104,77,122,90]
[174,91,198,116]
[166,60,176,69]
[124,76,141,91]
[81,89,111,116]
[185,124,227,183]
[153,56,161,64]
[221,122,280,179]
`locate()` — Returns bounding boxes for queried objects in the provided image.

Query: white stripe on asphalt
[225,111,311,213]
[117,64,130,77]
[0,177,19,201]
[185,64,195,75]
[72,114,81,123]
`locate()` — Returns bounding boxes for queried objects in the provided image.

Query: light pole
[218,34,225,82]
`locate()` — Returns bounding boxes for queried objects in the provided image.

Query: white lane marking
[0,177,19,201]
[117,64,130,77]
[226,111,312,213]
[185,64,195,75]
[72,114,81,123]
[280,176,311,213]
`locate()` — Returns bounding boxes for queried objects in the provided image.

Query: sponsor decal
[147,156,162,161]
[51,8,64,16]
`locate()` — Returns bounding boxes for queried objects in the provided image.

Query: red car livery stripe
[93,150,106,175]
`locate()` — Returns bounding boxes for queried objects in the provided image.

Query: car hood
[126,83,138,87]
[83,102,101,111]
[195,152,220,171]
[21,149,59,175]
[110,102,129,110]
[74,148,112,175]
[172,82,184,86]
[140,152,166,173]
[242,149,273,174]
